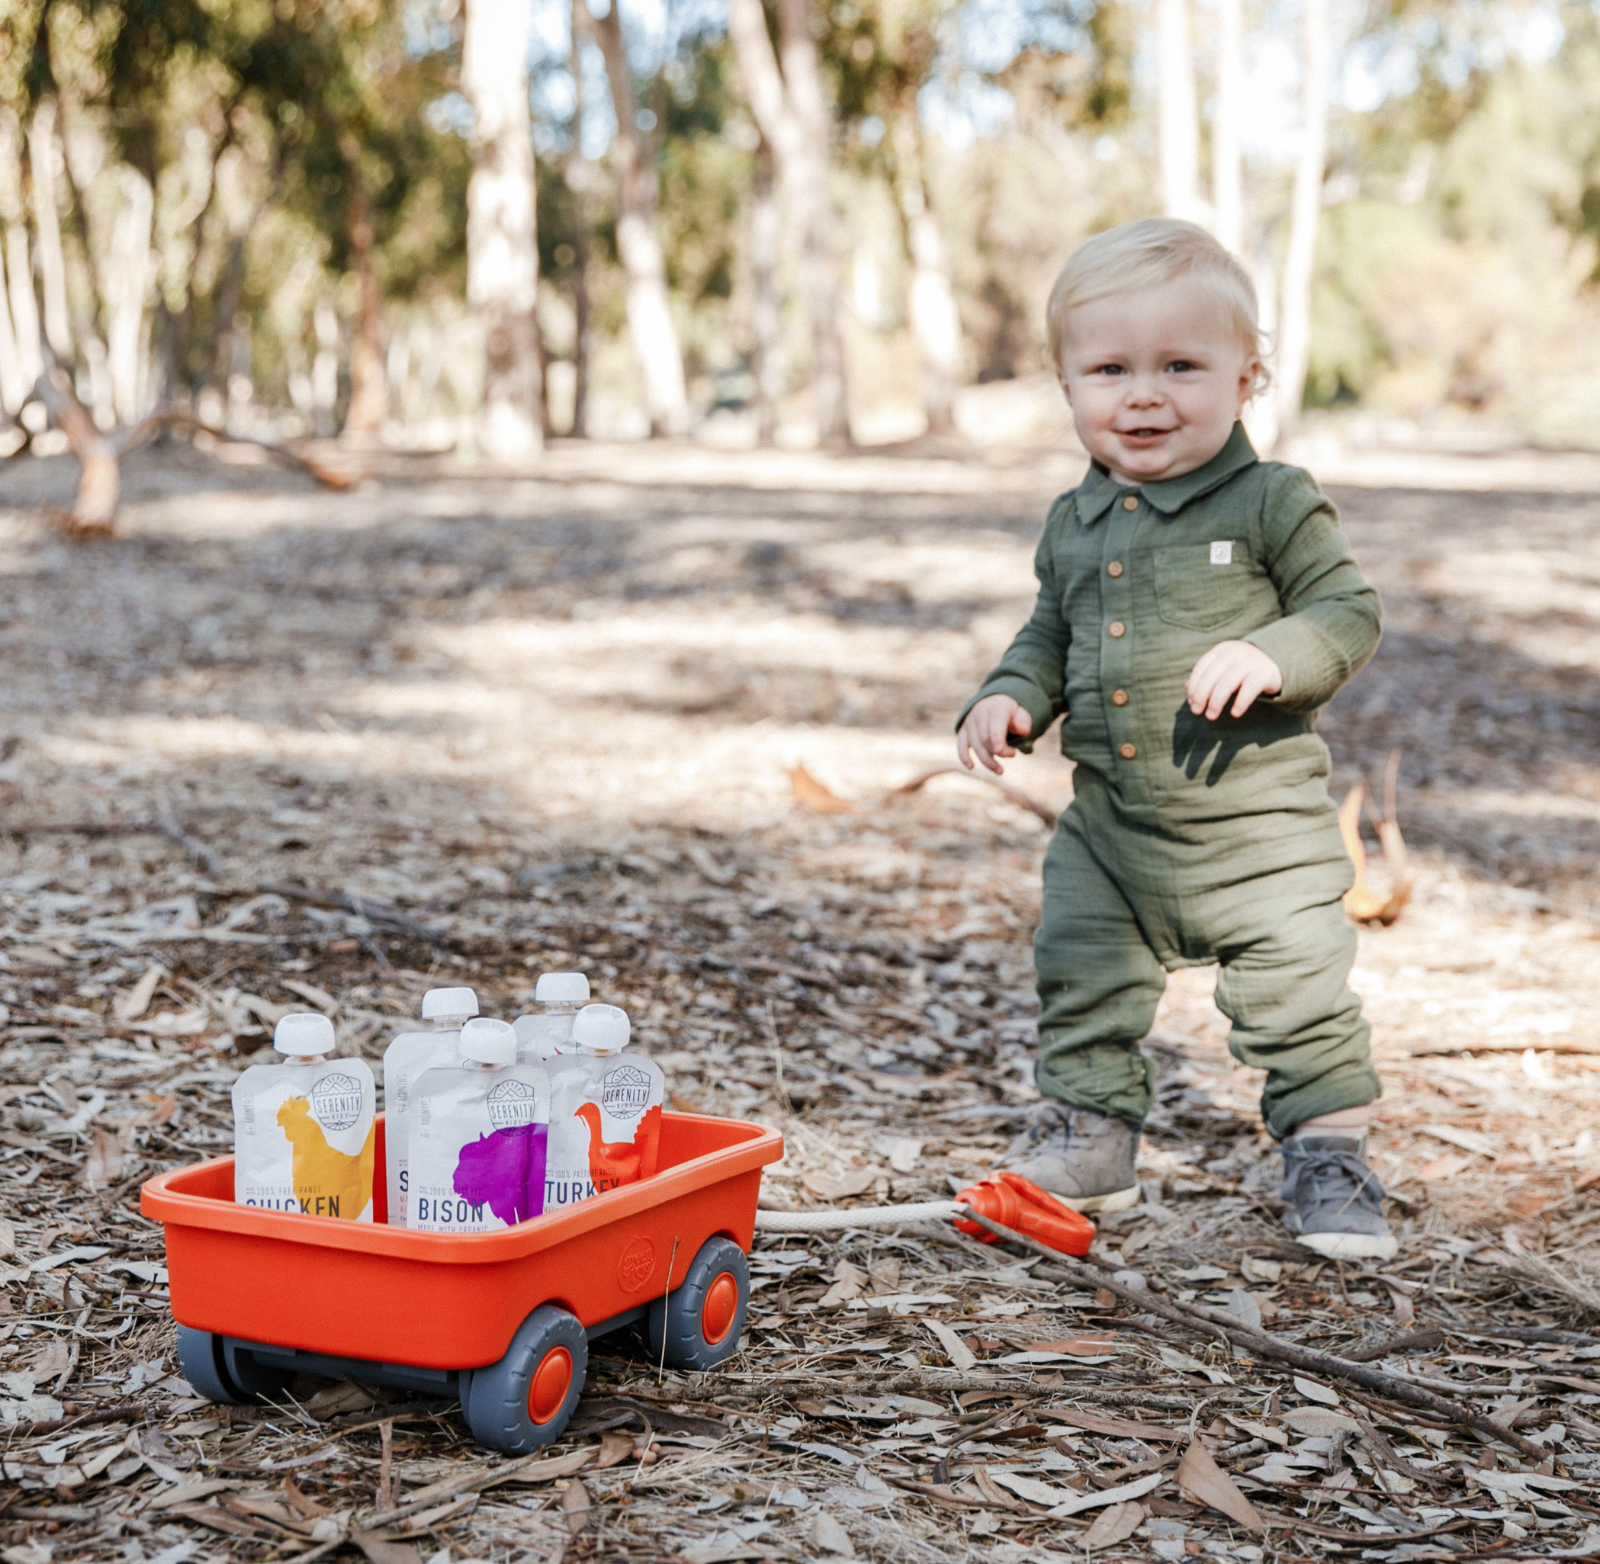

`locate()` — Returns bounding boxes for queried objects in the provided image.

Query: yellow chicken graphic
[277,1097,376,1220]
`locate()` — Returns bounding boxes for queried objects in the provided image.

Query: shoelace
[1283,1146,1388,1218]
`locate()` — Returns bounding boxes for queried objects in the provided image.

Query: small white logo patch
[1210,540,1234,565]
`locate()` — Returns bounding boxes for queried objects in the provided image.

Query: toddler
[956,218,1393,1259]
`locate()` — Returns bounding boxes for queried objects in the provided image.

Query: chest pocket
[1153,542,1269,632]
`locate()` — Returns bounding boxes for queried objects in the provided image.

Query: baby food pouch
[382,986,478,1227]
[545,1004,665,1211]
[409,1018,550,1233]
[233,1013,377,1221]
[512,970,590,1064]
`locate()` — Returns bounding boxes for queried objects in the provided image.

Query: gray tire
[464,1305,587,1453]
[645,1237,749,1372]
[177,1326,248,1405]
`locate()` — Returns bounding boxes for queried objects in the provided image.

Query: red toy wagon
[141,1112,783,1452]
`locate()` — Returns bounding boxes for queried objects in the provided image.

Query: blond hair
[1045,218,1269,391]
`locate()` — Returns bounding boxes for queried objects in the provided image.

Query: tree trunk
[1157,0,1200,222]
[3,224,44,393]
[776,0,849,445]
[590,0,689,437]
[35,365,119,532]
[1213,0,1244,253]
[0,232,28,416]
[340,131,387,434]
[104,167,154,425]
[892,113,959,434]
[568,0,593,438]
[748,139,783,445]
[27,100,73,363]
[462,0,543,457]
[1275,0,1329,441]
[727,0,850,447]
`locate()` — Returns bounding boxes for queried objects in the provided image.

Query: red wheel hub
[700,1272,739,1346]
[527,1346,573,1425]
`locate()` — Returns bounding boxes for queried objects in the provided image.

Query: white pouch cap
[274,1012,336,1056]
[459,1017,516,1066]
[571,1003,630,1054]
[421,986,479,1021]
[534,971,590,1005]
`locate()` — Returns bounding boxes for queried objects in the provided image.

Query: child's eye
[1094,364,1125,377]
[1167,360,1198,373]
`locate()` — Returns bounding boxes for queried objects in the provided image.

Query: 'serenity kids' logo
[310,1072,363,1132]
[600,1064,651,1117]
[487,1078,540,1129]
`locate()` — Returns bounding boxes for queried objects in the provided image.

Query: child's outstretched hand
[1187,640,1283,720]
[958,694,1032,774]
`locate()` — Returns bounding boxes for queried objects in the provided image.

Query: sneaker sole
[1056,1184,1142,1216]
[1293,1231,1399,1261]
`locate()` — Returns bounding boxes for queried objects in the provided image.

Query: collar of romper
[1074,421,1259,527]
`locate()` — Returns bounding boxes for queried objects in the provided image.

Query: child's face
[1056,275,1260,486]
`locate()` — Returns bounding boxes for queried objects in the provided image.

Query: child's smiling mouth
[1117,426,1176,444]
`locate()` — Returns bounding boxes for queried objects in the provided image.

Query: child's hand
[1186,640,1283,720]
[957,695,1032,774]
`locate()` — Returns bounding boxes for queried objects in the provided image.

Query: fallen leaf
[812,1511,855,1557]
[803,1168,878,1200]
[990,1470,1076,1507]
[84,1126,125,1186]
[1293,1376,1341,1406]
[818,1260,866,1309]
[924,1319,976,1371]
[1240,1256,1282,1284]
[1389,1287,1416,1328]
[30,1338,70,1380]
[0,1218,13,1259]
[1415,1152,1469,1182]
[1044,1410,1186,1443]
[789,763,854,814]
[280,978,337,1013]
[593,1432,637,1469]
[887,1137,922,1173]
[1574,1157,1600,1193]
[562,1478,592,1537]
[1177,1438,1262,1532]
[1280,1407,1360,1436]
[1083,1501,1145,1551]
[1046,1471,1167,1518]
[115,963,164,1022]
[1025,1334,1120,1356]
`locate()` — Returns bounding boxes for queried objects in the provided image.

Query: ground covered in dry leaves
[0,437,1598,1564]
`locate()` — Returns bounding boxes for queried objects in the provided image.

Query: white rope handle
[753,1201,966,1231]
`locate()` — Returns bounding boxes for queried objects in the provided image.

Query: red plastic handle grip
[952,1171,1095,1256]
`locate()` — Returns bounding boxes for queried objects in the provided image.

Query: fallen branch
[891,766,1059,828]
[954,1207,1552,1461]
[255,881,453,950]
[117,408,360,491]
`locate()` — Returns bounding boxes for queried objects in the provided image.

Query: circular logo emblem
[310,1072,363,1132]
[600,1064,652,1117]
[486,1077,540,1129]
[616,1236,656,1294]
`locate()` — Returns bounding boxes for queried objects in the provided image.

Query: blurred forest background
[2,0,1599,492]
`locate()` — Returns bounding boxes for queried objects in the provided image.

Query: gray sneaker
[1280,1134,1398,1260]
[998,1102,1141,1214]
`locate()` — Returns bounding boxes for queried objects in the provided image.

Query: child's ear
[1056,368,1072,404]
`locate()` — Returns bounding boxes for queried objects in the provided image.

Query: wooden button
[1107,561,1124,578]
[1111,689,1128,706]
[1108,621,1126,638]
[1119,742,1137,759]
[1121,495,1138,511]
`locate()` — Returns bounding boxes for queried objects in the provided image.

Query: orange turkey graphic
[276,1097,376,1219]
[573,1102,662,1193]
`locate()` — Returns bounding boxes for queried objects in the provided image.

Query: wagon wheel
[176,1326,293,1405]
[645,1236,750,1372]
[463,1304,587,1453]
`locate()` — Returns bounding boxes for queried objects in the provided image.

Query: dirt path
[0,441,1597,1562]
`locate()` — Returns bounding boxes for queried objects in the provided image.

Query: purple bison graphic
[452,1124,548,1226]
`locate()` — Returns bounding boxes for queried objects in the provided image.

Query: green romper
[959,425,1382,1140]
